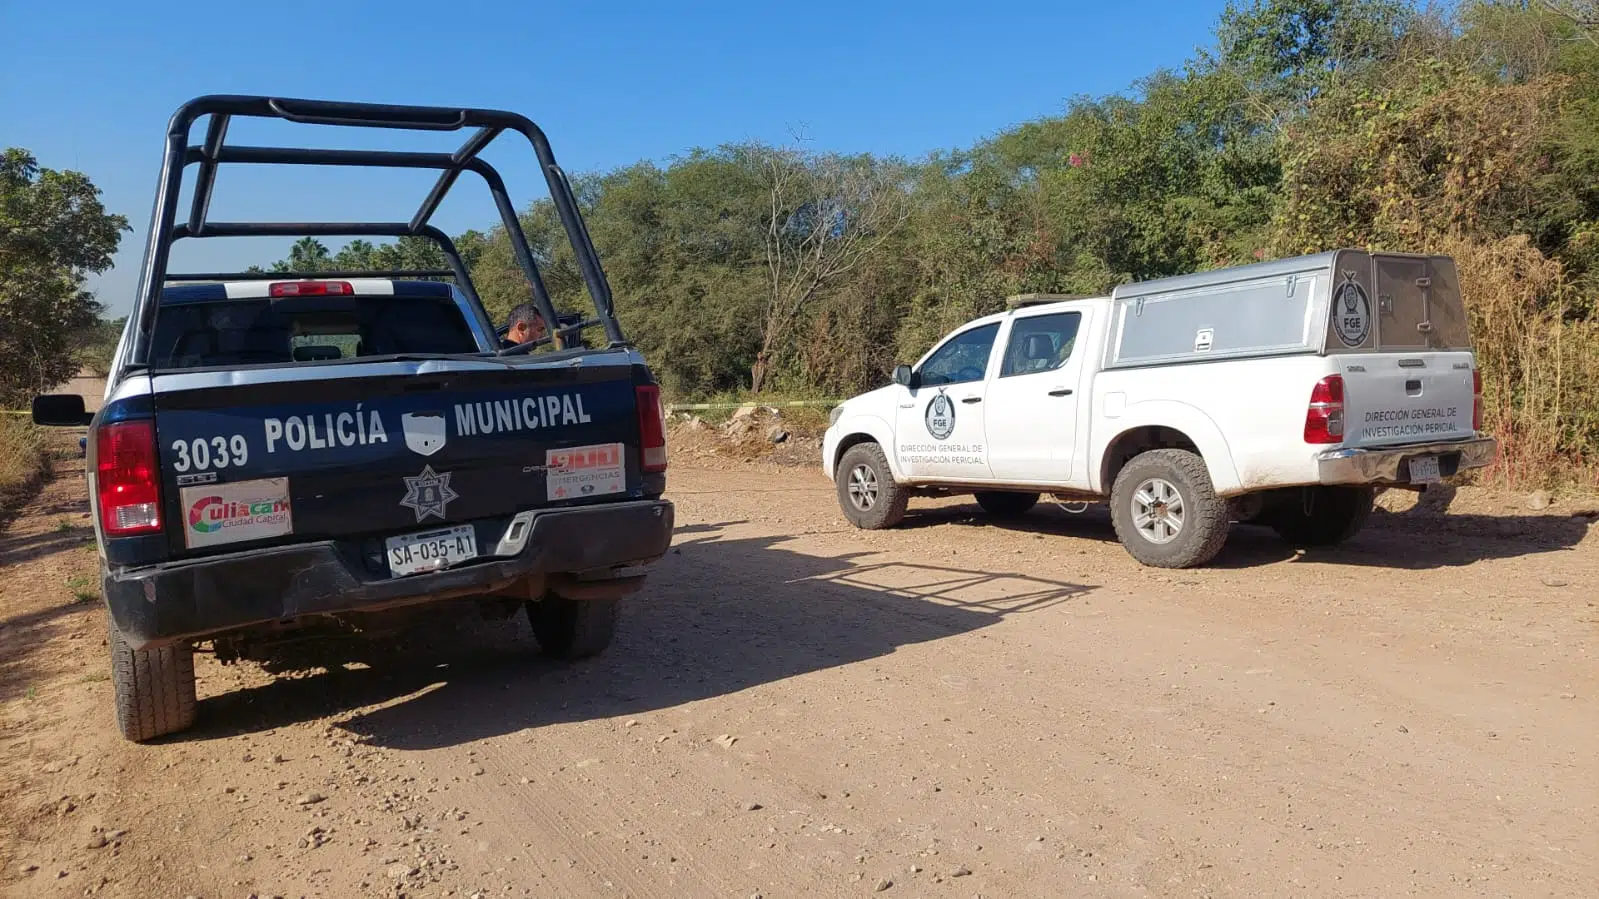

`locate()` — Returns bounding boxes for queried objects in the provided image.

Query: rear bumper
[1315,437,1497,485]
[105,499,674,650]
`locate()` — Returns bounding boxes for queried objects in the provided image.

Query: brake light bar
[635,384,668,473]
[1304,374,1345,445]
[269,280,353,297]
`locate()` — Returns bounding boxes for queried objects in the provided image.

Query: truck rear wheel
[1110,449,1231,569]
[527,595,619,660]
[1270,486,1375,547]
[109,618,197,743]
[836,442,908,530]
[974,491,1039,518]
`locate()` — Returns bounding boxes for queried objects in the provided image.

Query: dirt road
[2,441,1595,898]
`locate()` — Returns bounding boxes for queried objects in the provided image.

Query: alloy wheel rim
[1131,477,1184,544]
[848,464,879,511]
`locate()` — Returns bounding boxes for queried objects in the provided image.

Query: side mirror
[32,394,92,427]
[892,364,917,388]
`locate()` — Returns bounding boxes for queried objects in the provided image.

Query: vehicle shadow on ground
[0,601,97,704]
[1217,485,1595,570]
[897,488,1593,570]
[0,525,96,568]
[184,521,1095,747]
[0,457,98,704]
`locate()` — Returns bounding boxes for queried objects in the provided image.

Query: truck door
[892,322,999,481]
[983,309,1086,485]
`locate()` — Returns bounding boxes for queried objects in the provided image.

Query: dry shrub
[1444,234,1599,486]
[0,417,49,510]
[1271,73,1567,258]
[1371,76,1566,244]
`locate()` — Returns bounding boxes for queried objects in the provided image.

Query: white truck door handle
[960,396,982,404]
[1048,387,1074,397]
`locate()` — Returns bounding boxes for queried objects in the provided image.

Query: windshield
[149,294,480,370]
[919,323,1000,386]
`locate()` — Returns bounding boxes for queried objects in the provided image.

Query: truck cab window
[1000,312,1081,377]
[150,294,479,370]
[918,323,999,387]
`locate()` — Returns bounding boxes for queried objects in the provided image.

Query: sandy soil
[1,434,1595,898]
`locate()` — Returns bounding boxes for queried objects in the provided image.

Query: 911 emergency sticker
[547,443,624,501]
[180,478,293,549]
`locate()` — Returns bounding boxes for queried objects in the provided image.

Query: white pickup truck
[822,249,1498,568]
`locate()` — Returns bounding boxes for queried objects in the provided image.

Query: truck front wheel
[109,617,197,743]
[1109,449,1231,569]
[1269,486,1375,547]
[836,442,908,530]
[527,595,619,660]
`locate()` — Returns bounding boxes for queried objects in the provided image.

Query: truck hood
[833,385,896,424]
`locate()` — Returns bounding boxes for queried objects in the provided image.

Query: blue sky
[2,0,1228,316]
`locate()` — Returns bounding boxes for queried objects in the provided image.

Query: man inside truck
[504,302,584,351]
[503,302,548,347]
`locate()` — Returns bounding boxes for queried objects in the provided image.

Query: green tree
[1208,0,1414,117]
[272,236,333,272]
[751,144,911,392]
[0,148,128,403]
[263,234,477,278]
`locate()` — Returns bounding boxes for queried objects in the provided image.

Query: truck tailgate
[150,360,645,559]
[1341,351,1476,448]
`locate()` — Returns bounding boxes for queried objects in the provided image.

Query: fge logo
[925,391,956,440]
[1332,271,1371,347]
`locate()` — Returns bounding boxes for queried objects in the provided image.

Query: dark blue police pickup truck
[30,96,674,742]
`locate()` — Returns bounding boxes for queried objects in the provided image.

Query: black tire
[835,442,908,530]
[1270,486,1375,547]
[974,491,1040,518]
[527,596,619,660]
[108,618,197,743]
[1109,449,1231,569]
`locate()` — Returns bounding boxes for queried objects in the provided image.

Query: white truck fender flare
[1092,400,1244,496]
[827,414,906,482]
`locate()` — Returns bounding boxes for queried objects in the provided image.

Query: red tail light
[269,280,353,297]
[1472,368,1483,432]
[1304,375,1345,445]
[635,385,668,473]
[95,420,163,537]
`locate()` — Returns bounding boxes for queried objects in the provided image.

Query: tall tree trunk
[751,352,770,394]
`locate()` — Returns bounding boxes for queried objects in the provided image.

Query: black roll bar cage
[125,94,625,368]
